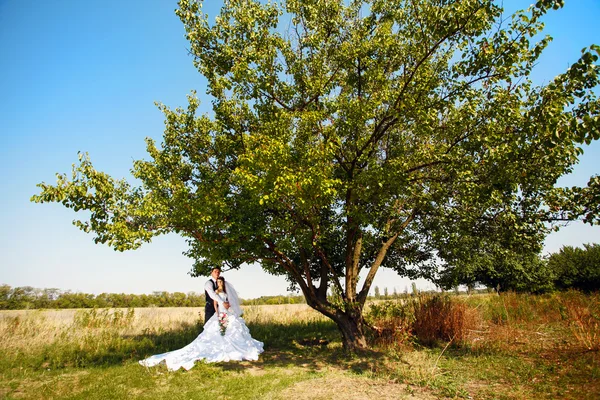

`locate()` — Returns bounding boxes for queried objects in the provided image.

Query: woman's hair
[216,276,227,293]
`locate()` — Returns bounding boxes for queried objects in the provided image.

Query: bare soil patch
[278,374,438,400]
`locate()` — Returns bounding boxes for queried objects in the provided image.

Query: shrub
[413,295,479,346]
[367,294,480,347]
[559,291,600,351]
[367,300,415,345]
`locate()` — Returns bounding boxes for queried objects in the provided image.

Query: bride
[139,276,264,371]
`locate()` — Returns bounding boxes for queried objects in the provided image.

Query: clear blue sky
[1,0,599,298]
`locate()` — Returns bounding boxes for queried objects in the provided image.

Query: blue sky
[1,0,599,299]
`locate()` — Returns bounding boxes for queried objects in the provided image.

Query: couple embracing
[140,267,264,371]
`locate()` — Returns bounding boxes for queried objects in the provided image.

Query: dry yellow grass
[0,304,325,354]
[277,372,439,400]
[2,294,598,400]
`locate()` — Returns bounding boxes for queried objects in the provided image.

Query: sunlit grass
[1,293,599,399]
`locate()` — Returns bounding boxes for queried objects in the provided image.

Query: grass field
[1,292,598,399]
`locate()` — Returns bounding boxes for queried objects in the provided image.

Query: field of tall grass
[1,292,598,399]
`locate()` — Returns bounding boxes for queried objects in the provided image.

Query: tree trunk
[333,310,368,351]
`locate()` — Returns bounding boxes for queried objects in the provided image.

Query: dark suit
[204,279,218,322]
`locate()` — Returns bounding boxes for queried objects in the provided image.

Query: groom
[204,266,230,322]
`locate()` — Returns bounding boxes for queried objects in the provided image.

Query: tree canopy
[32,0,600,350]
[548,243,600,291]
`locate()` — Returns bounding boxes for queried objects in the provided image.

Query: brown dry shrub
[413,295,481,346]
[368,295,481,347]
[370,316,413,346]
[561,292,600,351]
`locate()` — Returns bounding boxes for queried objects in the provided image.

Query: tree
[0,285,11,309]
[548,243,600,291]
[373,286,380,299]
[436,251,555,293]
[7,286,36,309]
[32,0,600,350]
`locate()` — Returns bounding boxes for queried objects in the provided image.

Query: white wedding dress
[139,288,264,371]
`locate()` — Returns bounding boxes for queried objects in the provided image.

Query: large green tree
[435,250,556,293]
[548,243,600,291]
[32,0,600,350]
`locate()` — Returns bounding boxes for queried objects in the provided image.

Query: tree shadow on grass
[13,319,390,375]
[134,319,386,374]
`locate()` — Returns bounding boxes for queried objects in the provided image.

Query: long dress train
[139,289,263,371]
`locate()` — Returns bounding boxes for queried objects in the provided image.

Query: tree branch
[357,209,417,305]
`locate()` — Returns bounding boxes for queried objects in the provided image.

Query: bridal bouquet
[218,312,228,336]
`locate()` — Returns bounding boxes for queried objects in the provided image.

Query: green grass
[1,295,599,399]
[2,362,314,399]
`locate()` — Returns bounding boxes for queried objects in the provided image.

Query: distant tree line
[0,286,306,310]
[242,295,306,305]
[373,244,600,296]
[3,243,597,310]
[437,243,600,293]
[371,281,433,299]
